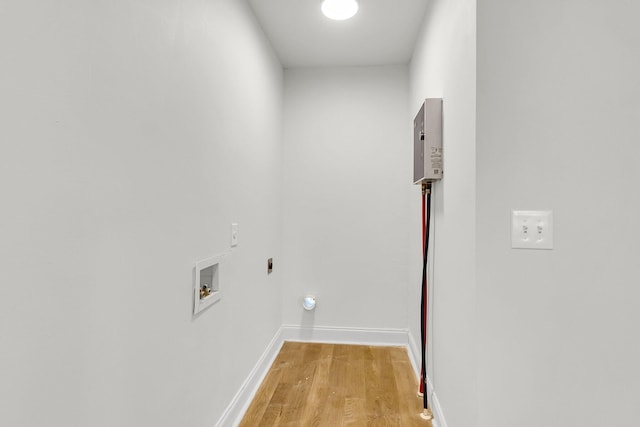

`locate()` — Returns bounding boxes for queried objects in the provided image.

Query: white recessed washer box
[193,253,225,315]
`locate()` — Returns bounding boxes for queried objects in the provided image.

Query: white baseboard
[281,324,410,347]
[407,331,448,427]
[215,326,284,427]
[428,389,447,427]
[216,326,445,427]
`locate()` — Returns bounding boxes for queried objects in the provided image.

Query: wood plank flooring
[239,342,432,427]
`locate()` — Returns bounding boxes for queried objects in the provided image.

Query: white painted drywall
[0,1,283,426]
[477,1,640,426]
[281,66,412,331]
[409,0,477,426]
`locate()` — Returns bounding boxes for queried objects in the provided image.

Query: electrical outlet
[511,210,553,250]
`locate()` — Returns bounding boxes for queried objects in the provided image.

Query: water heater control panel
[413,98,443,184]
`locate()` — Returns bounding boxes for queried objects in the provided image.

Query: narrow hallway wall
[0,1,283,426]
[409,0,477,425]
[477,1,640,426]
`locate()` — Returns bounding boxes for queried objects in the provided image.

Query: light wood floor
[239,342,432,427]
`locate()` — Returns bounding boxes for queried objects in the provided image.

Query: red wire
[420,190,426,395]
[422,193,426,255]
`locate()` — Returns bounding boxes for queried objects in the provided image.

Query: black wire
[420,185,432,411]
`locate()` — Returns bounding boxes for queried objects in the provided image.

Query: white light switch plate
[511,210,553,250]
[231,223,239,247]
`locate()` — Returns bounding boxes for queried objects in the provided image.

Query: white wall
[281,66,411,331]
[0,1,283,426]
[409,0,477,425]
[477,1,640,426]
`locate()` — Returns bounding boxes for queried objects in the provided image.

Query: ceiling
[247,0,429,68]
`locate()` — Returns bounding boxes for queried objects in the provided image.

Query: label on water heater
[430,147,443,173]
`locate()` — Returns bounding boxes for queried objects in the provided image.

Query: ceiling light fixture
[321,0,359,21]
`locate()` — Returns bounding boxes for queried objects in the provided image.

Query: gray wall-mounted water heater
[413,98,443,184]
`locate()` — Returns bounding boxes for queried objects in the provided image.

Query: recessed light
[321,0,359,21]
